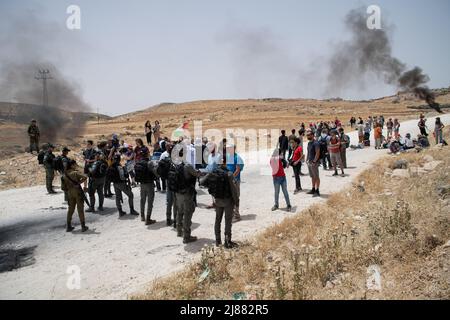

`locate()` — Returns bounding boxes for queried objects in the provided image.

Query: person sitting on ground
[389,138,401,154]
[417,134,430,148]
[403,133,415,150]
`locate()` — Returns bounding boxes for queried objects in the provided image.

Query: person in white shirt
[403,133,415,150]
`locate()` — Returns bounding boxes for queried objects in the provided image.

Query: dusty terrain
[1,88,449,191]
[0,115,448,299]
[140,125,450,300]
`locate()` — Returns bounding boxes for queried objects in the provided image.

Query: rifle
[64,172,91,208]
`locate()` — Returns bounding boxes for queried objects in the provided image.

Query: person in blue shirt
[225,144,244,222]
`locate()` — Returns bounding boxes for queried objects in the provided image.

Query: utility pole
[35,69,52,107]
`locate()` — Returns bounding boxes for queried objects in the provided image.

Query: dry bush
[136,144,450,300]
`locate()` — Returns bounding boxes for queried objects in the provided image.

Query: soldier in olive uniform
[171,145,201,244]
[43,144,56,194]
[87,151,107,213]
[200,164,239,248]
[107,154,139,217]
[59,147,71,202]
[27,119,40,153]
[62,160,89,232]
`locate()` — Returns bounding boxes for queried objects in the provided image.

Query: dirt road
[0,114,448,299]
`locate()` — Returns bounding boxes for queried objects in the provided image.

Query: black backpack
[135,160,155,183]
[157,157,172,180]
[167,163,188,193]
[318,137,328,158]
[206,169,231,199]
[91,161,107,179]
[37,151,45,165]
[53,156,64,172]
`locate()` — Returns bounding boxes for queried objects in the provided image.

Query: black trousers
[146,132,152,145]
[293,164,302,190]
[420,127,428,137]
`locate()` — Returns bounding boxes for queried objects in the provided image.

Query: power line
[35,69,53,107]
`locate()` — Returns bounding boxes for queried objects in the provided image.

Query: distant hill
[0,102,111,125]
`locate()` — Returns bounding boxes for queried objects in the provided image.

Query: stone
[0,171,6,175]
[392,169,410,178]
[422,161,443,171]
[443,240,450,249]
[366,265,382,291]
[392,159,408,169]
[423,155,434,162]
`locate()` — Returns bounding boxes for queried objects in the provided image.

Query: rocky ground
[0,115,448,299]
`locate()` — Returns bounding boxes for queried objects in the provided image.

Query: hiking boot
[173,221,177,229]
[177,230,183,237]
[294,188,302,194]
[333,172,339,176]
[129,209,139,216]
[66,225,75,232]
[307,189,316,195]
[232,216,241,223]
[166,218,172,226]
[313,190,321,198]
[97,206,104,212]
[81,224,89,232]
[183,236,198,244]
[216,239,222,247]
[271,205,279,211]
[340,173,346,177]
[86,207,95,213]
[287,205,292,212]
[145,219,156,226]
[224,236,238,249]
[48,190,58,195]
[141,214,145,222]
[118,210,126,217]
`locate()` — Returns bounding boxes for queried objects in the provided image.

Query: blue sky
[1,0,449,115]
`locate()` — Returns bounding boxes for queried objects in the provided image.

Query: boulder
[392,169,410,178]
[392,159,408,169]
[423,155,434,162]
[422,161,443,171]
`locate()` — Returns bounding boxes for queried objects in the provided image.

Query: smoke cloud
[0,6,92,141]
[326,7,441,111]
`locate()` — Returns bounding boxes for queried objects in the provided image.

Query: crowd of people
[30,113,447,248]
[270,114,447,211]
[36,120,245,248]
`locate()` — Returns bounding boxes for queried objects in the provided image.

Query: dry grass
[135,134,450,300]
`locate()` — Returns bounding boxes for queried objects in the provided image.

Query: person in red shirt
[270,149,292,212]
[290,138,304,194]
[328,130,345,177]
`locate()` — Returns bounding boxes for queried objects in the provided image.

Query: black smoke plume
[0,6,92,142]
[326,7,442,113]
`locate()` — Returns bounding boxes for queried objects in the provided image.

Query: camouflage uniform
[63,167,88,231]
[87,159,107,211]
[43,150,55,193]
[175,163,200,242]
[60,154,71,201]
[27,123,40,153]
